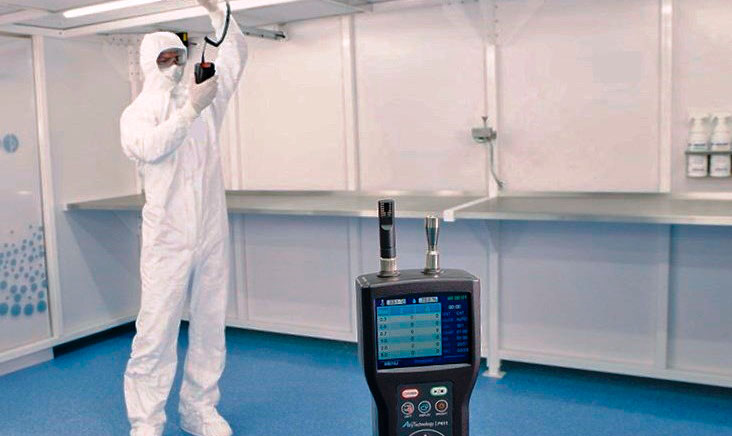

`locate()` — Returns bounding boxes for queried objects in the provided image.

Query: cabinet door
[0,36,52,352]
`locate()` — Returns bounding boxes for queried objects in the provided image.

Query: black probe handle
[378,200,396,259]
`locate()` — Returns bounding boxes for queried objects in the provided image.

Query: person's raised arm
[198,0,248,128]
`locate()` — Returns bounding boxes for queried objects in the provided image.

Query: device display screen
[375,293,471,369]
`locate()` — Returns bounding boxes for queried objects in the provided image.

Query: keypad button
[435,400,449,413]
[408,431,445,436]
[418,400,432,414]
[430,386,448,396]
[401,402,415,415]
[401,388,419,399]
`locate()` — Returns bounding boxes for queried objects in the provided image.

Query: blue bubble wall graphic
[2,133,19,153]
[0,224,47,319]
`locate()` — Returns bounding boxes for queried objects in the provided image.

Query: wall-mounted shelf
[66,190,485,219]
[67,191,732,227]
[454,194,732,226]
[685,150,732,156]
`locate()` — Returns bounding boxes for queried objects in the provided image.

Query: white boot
[180,407,233,436]
[130,425,163,436]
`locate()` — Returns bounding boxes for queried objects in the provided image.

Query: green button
[430,386,448,396]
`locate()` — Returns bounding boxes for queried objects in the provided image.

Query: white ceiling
[0,1,102,13]
[0,0,390,34]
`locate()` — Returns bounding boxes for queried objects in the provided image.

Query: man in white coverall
[119,0,247,434]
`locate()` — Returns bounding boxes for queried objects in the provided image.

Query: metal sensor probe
[378,200,399,277]
[423,216,441,275]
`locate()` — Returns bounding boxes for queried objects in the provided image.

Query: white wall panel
[238,17,349,190]
[498,0,660,192]
[243,216,353,333]
[355,5,488,192]
[499,221,661,364]
[45,38,136,202]
[672,0,732,193]
[44,38,140,338]
[669,226,732,375]
[0,36,52,352]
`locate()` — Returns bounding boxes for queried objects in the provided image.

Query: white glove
[187,75,218,115]
[200,0,226,35]
[197,0,220,13]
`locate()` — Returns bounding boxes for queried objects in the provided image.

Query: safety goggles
[156,48,187,69]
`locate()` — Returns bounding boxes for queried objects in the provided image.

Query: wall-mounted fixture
[472,116,504,189]
[686,112,732,179]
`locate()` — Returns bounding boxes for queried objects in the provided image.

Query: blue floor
[1,326,731,435]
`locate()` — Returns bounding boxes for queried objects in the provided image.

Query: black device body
[194,62,216,84]
[357,269,481,436]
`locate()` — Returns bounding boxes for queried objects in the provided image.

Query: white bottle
[710,113,732,178]
[710,113,732,151]
[687,113,710,178]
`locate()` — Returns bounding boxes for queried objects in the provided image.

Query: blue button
[418,401,432,414]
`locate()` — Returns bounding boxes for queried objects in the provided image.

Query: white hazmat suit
[119,4,247,436]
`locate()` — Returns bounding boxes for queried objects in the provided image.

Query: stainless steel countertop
[66,191,732,226]
[66,194,145,211]
[65,190,485,219]
[455,194,732,226]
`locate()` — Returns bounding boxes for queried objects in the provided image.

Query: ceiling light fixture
[63,0,298,20]
[63,0,165,19]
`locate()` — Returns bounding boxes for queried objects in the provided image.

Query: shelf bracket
[241,25,287,40]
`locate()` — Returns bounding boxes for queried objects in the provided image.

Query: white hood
[139,32,187,93]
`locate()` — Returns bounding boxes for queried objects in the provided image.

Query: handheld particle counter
[357,200,481,436]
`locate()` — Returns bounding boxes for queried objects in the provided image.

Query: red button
[435,400,449,413]
[401,388,419,399]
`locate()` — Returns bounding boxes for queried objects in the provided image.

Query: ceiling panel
[144,2,356,34]
[236,0,356,25]
[154,14,214,34]
[5,0,396,34]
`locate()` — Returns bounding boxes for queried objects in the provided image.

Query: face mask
[161,64,184,83]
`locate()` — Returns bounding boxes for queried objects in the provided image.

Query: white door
[0,35,52,352]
